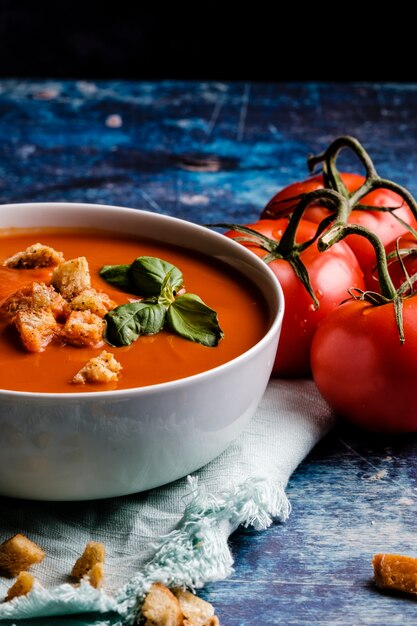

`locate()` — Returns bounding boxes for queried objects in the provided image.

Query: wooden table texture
[1,80,417,625]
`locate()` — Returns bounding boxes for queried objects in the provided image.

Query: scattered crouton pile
[0,534,106,602]
[142,582,220,626]
[1,243,121,384]
[0,535,220,624]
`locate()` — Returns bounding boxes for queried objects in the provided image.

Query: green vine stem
[307,135,417,223]
[319,222,405,343]
[308,135,377,198]
[273,188,349,255]
[209,188,349,308]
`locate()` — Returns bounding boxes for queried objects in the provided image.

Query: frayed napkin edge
[0,578,118,620]
[0,475,289,624]
[116,474,291,624]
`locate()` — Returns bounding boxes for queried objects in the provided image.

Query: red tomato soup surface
[0,228,270,393]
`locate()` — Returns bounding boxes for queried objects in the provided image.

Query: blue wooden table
[1,80,417,625]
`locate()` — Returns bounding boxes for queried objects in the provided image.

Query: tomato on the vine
[311,295,417,433]
[261,172,408,218]
[224,218,365,378]
[261,172,417,288]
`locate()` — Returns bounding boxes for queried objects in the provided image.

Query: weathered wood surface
[1,80,417,625]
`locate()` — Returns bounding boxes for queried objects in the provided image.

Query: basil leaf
[167,293,224,347]
[128,257,183,296]
[104,301,167,347]
[99,264,131,290]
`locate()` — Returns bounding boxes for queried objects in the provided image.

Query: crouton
[85,561,104,589]
[14,307,60,352]
[71,541,105,582]
[2,243,64,269]
[142,583,183,626]
[70,288,116,318]
[61,311,105,348]
[1,282,70,321]
[373,553,417,595]
[0,534,45,578]
[71,351,122,384]
[51,257,91,299]
[4,571,35,602]
[173,589,219,626]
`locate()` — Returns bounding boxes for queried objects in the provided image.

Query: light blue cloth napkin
[0,379,334,625]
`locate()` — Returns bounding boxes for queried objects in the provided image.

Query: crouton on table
[141,583,220,626]
[85,562,104,589]
[4,571,35,602]
[71,541,106,583]
[173,588,219,626]
[141,583,183,626]
[0,534,45,578]
[373,553,417,594]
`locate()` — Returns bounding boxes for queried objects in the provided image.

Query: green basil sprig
[100,256,223,348]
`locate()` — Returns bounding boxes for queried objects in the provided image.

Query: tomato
[261,173,363,218]
[376,234,417,292]
[225,219,365,377]
[261,172,417,289]
[311,295,417,432]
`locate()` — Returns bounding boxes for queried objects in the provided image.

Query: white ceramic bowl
[0,203,284,501]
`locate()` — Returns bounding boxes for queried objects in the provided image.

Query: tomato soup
[0,228,270,393]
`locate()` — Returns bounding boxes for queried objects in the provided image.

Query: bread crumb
[0,534,45,578]
[72,351,122,384]
[142,582,183,626]
[3,243,64,269]
[373,553,417,594]
[4,571,35,602]
[105,114,123,128]
[71,541,105,582]
[367,470,387,481]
